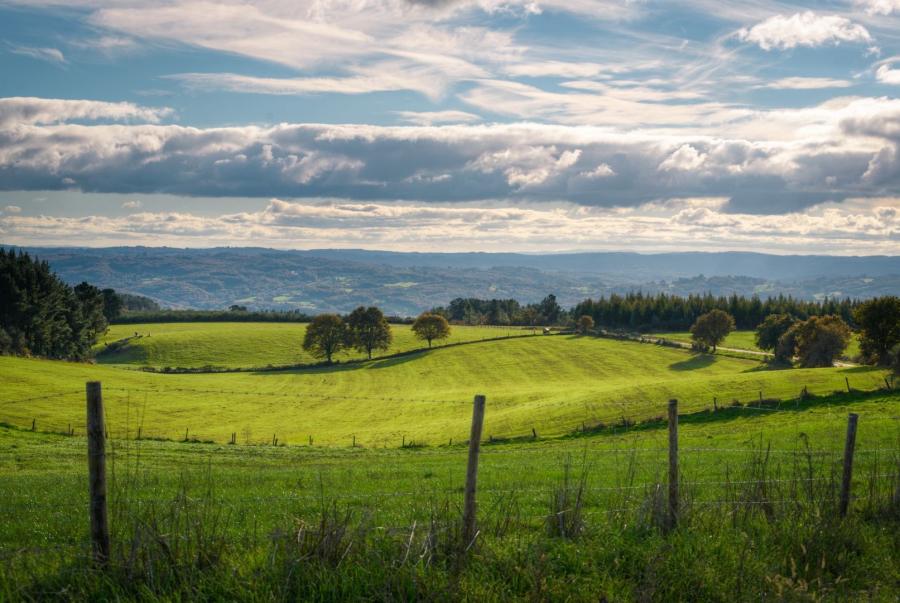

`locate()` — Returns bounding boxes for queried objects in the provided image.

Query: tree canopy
[755,313,797,362]
[854,296,900,365]
[346,306,392,359]
[411,313,450,348]
[690,309,735,352]
[0,249,108,359]
[577,315,594,334]
[302,314,346,364]
[786,315,852,368]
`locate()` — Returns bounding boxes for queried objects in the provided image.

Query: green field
[96,322,529,369]
[3,332,891,447]
[2,388,898,600]
[2,323,899,600]
[650,329,862,358]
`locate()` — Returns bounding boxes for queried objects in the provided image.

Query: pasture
[3,322,898,600]
[2,334,891,446]
[650,329,863,358]
[96,322,526,369]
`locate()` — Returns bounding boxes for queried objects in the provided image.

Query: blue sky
[0,0,898,254]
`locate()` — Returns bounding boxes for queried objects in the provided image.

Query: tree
[854,296,900,365]
[690,309,735,352]
[522,307,539,333]
[101,288,123,321]
[346,306,392,359]
[412,313,451,348]
[229,304,248,312]
[790,315,851,368]
[538,294,562,325]
[302,314,346,364]
[755,313,797,362]
[577,315,594,334]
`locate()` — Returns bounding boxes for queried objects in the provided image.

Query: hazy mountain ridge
[5,246,899,315]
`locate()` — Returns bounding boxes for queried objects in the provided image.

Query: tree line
[435,292,858,330]
[0,249,162,359]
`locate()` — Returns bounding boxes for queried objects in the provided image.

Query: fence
[1,382,898,568]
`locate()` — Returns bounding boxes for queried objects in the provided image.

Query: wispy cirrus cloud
[6,44,66,64]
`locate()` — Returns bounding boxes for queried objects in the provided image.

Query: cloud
[121,200,142,209]
[4,96,900,213]
[2,197,896,255]
[394,110,481,125]
[2,205,22,213]
[856,0,900,15]
[737,12,872,51]
[876,63,900,85]
[760,77,853,90]
[7,44,66,64]
[0,97,172,127]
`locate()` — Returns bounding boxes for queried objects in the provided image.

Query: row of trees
[437,292,859,330]
[302,307,452,363]
[678,296,899,368]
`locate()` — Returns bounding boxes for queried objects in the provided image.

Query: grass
[1,389,898,600]
[96,322,530,369]
[2,334,891,447]
[650,329,862,358]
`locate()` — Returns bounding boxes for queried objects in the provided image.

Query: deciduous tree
[346,306,392,360]
[302,314,346,364]
[412,313,451,348]
[690,309,735,352]
[790,315,851,368]
[577,315,594,334]
[755,313,797,362]
[853,296,900,365]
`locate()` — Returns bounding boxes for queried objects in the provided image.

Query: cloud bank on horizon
[0,0,898,254]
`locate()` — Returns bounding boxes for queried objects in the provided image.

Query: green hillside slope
[3,335,889,446]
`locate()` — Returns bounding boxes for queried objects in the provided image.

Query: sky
[0,0,899,255]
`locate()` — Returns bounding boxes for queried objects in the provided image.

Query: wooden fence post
[463,394,486,548]
[839,413,859,518]
[86,381,110,566]
[667,399,679,531]
[845,377,851,393]
[31,418,35,432]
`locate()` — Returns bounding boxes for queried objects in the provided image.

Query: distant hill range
[5,246,899,316]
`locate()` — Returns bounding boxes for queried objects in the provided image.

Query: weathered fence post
[31,418,35,432]
[840,413,859,518]
[667,399,679,530]
[845,377,851,393]
[86,381,110,566]
[532,427,537,439]
[463,394,486,548]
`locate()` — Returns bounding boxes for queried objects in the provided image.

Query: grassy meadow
[3,334,892,446]
[2,388,898,600]
[650,329,863,358]
[96,322,527,369]
[3,322,899,600]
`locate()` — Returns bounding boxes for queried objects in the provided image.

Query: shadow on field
[668,354,715,371]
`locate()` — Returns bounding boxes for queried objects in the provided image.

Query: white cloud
[876,63,900,85]
[737,12,872,51]
[4,95,900,214]
[2,197,897,255]
[856,0,900,15]
[394,110,481,125]
[0,97,172,127]
[760,77,853,90]
[580,163,616,179]
[122,200,142,209]
[7,44,66,64]
[2,205,22,213]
